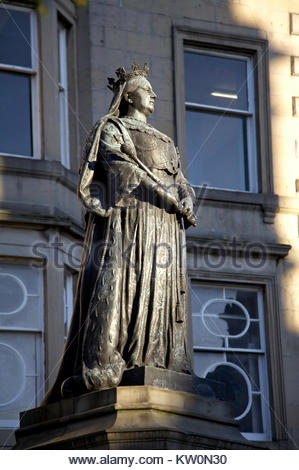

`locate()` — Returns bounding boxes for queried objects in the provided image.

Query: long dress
[42,116,195,404]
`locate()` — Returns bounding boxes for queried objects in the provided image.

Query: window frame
[63,268,75,341]
[54,3,80,172]
[191,280,271,441]
[184,47,258,192]
[188,264,287,443]
[0,3,41,159]
[57,16,70,169]
[0,261,44,430]
[173,25,273,195]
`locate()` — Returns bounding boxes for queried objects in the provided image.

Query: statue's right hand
[156,188,180,209]
[164,193,186,215]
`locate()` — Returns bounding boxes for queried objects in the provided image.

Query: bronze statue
[42,63,196,404]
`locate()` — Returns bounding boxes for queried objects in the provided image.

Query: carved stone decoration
[42,63,197,405]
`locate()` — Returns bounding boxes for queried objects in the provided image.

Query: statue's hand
[87,199,113,218]
[180,196,197,226]
[181,196,193,216]
[154,186,185,215]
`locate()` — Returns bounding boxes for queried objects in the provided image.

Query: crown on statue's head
[107,62,149,91]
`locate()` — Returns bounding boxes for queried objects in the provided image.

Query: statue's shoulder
[101,116,128,136]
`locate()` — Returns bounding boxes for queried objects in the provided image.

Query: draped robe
[42,116,195,404]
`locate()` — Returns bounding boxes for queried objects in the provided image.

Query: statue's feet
[83,353,126,390]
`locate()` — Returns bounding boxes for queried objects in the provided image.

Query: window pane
[186,110,248,190]
[0,333,41,426]
[227,353,260,391]
[0,343,25,406]
[239,394,263,433]
[204,302,248,337]
[0,264,43,330]
[184,52,248,110]
[0,9,31,68]
[228,321,261,349]
[192,315,226,348]
[191,285,223,313]
[226,289,259,319]
[193,351,226,378]
[0,296,42,330]
[58,21,70,168]
[191,283,270,439]
[0,274,26,314]
[0,71,32,156]
[205,363,249,418]
[0,376,37,424]
[64,272,74,338]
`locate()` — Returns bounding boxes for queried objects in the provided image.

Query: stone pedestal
[15,377,263,449]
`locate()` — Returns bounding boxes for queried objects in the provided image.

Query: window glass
[184,49,257,192]
[58,19,70,168]
[193,351,225,377]
[192,315,226,348]
[226,289,259,319]
[184,52,248,110]
[0,274,26,314]
[228,321,261,349]
[191,283,270,440]
[0,9,31,67]
[186,110,248,190]
[203,304,248,338]
[191,285,222,313]
[0,264,43,428]
[0,71,32,155]
[0,343,25,406]
[64,270,74,339]
[227,353,260,391]
[205,363,249,418]
[240,394,263,433]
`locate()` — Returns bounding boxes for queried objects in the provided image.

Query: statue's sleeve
[174,147,196,202]
[98,120,147,207]
[78,117,147,216]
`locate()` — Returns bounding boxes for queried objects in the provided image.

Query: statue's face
[128,78,157,117]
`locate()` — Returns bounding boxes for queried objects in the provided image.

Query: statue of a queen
[42,63,197,404]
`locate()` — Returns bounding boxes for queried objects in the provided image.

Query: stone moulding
[15,385,265,450]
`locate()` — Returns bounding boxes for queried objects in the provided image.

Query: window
[191,282,271,441]
[0,4,39,158]
[184,49,258,192]
[63,269,75,340]
[57,17,70,169]
[0,264,44,429]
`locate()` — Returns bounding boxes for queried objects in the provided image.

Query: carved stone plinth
[15,383,263,450]
[120,367,217,397]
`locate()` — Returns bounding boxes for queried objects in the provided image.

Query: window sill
[0,155,78,192]
[194,186,278,224]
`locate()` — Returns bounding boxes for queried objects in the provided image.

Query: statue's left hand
[181,196,193,216]
[180,196,197,226]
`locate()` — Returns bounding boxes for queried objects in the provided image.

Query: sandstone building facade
[0,0,298,449]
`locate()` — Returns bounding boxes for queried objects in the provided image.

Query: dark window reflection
[229,322,260,349]
[227,353,260,391]
[226,289,259,319]
[204,300,247,337]
[206,364,248,417]
[0,71,32,156]
[0,9,31,68]
[239,394,263,433]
